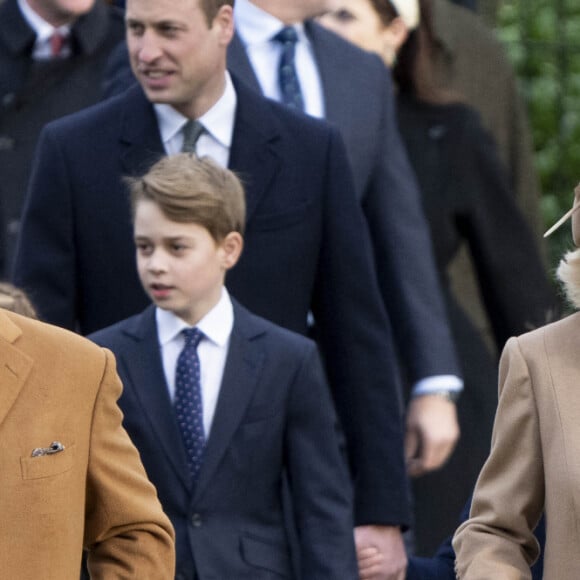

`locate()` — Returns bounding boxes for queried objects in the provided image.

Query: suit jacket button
[0,136,15,151]
[191,513,202,527]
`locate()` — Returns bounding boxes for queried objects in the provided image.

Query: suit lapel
[229,77,282,224]
[227,34,262,94]
[118,307,192,491]
[304,21,350,131]
[118,86,166,178]
[194,303,266,502]
[0,312,32,430]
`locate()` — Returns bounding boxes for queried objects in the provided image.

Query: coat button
[0,136,15,151]
[191,513,202,527]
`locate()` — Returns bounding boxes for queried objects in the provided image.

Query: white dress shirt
[154,72,237,168]
[18,0,71,60]
[156,288,234,437]
[234,0,325,118]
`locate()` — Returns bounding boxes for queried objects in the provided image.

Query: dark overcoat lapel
[118,86,166,178]
[228,78,282,224]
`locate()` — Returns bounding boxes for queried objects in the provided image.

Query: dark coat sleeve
[451,110,559,345]
[309,127,411,526]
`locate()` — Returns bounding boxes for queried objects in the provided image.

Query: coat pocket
[240,533,291,578]
[20,443,75,480]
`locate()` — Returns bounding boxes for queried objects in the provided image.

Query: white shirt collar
[235,0,308,48]
[154,72,237,151]
[156,287,234,348]
[18,0,70,45]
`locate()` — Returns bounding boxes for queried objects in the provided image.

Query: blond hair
[128,154,246,242]
[0,283,37,318]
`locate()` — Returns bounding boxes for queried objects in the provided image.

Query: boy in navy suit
[90,153,358,580]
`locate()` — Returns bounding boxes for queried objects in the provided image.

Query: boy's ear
[220,232,243,270]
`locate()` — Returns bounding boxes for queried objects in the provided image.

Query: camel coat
[454,312,580,579]
[0,309,175,579]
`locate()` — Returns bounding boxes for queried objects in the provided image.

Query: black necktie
[273,26,305,111]
[174,328,206,485]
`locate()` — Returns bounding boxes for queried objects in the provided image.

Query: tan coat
[453,312,580,579]
[0,309,175,579]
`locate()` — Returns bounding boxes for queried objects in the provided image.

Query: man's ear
[213,4,235,45]
[382,16,410,61]
[220,231,243,270]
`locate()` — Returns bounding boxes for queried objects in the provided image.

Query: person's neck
[172,72,227,120]
[246,0,315,25]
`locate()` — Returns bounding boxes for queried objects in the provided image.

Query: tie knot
[182,327,204,348]
[49,32,67,58]
[181,120,205,153]
[273,26,299,46]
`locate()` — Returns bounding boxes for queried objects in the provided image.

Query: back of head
[128,154,246,242]
[0,283,37,319]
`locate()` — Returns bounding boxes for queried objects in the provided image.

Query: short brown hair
[200,0,234,27]
[128,154,246,242]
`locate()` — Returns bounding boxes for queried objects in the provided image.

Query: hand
[354,525,407,580]
[405,394,460,477]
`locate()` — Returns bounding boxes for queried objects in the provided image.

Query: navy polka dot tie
[174,328,205,485]
[273,26,305,111]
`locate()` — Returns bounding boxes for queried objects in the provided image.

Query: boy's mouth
[150,283,173,299]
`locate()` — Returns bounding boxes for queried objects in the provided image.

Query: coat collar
[0,310,33,430]
[118,85,166,178]
[117,77,283,228]
[228,76,282,224]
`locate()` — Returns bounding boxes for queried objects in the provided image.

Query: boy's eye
[136,242,153,254]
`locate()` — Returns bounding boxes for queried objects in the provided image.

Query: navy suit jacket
[227,23,460,383]
[13,79,409,525]
[90,301,358,579]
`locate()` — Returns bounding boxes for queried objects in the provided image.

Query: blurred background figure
[0,281,36,317]
[428,0,545,360]
[321,0,560,556]
[0,0,124,277]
